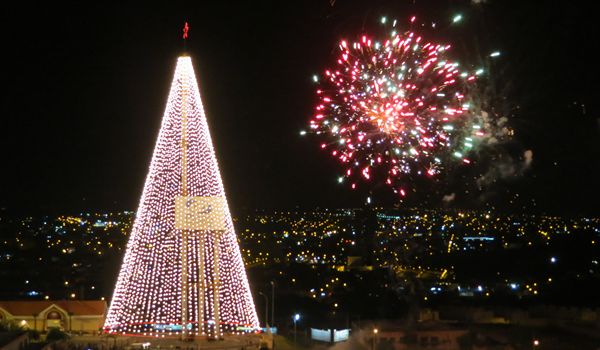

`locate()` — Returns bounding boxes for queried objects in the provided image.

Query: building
[0,300,107,334]
[352,321,468,350]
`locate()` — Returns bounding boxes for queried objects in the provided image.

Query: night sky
[1,1,598,216]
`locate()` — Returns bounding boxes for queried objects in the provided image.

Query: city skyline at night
[1,1,599,349]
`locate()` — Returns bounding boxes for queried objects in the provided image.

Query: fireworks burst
[307,16,500,196]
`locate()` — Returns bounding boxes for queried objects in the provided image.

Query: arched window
[47,311,62,320]
[45,310,64,330]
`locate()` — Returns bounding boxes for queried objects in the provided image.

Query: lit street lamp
[293,313,300,347]
[270,281,275,327]
[371,328,378,350]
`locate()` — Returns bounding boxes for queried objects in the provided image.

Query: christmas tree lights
[104,56,259,337]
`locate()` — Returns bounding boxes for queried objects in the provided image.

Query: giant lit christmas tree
[103,55,259,338]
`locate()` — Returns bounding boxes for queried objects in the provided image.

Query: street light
[293,313,300,347]
[270,281,275,327]
[258,292,269,328]
[371,328,378,350]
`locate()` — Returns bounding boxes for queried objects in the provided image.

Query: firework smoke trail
[306,16,504,197]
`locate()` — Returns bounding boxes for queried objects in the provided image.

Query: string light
[104,56,259,337]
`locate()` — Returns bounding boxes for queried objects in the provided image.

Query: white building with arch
[0,300,107,334]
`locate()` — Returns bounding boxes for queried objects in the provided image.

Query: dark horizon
[1,1,598,217]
